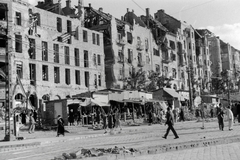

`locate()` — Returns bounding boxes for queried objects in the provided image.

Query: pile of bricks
[52,146,139,160]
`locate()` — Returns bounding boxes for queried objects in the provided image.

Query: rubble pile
[53,146,139,160]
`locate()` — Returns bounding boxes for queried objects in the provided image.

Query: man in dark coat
[57,115,65,137]
[162,107,179,139]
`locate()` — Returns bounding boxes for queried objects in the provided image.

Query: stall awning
[80,98,110,107]
[163,88,179,98]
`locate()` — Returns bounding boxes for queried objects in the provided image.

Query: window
[54,67,60,83]
[36,13,41,26]
[192,43,195,50]
[16,61,23,79]
[16,12,21,25]
[67,20,72,33]
[207,60,210,66]
[146,55,150,64]
[181,70,185,79]
[97,34,100,45]
[65,46,70,65]
[137,37,141,46]
[28,38,35,59]
[93,54,97,66]
[65,68,70,85]
[74,48,80,66]
[29,63,36,85]
[153,48,160,56]
[42,65,48,81]
[145,39,149,51]
[57,17,62,32]
[42,41,48,61]
[75,70,80,85]
[84,50,89,67]
[94,74,97,88]
[118,50,123,62]
[97,55,101,66]
[98,74,101,86]
[15,35,22,53]
[83,30,88,42]
[184,40,186,49]
[156,64,160,73]
[92,33,96,44]
[53,44,59,63]
[127,32,133,44]
[170,41,175,50]
[189,42,191,49]
[172,68,177,78]
[138,53,142,63]
[128,49,133,63]
[85,71,89,88]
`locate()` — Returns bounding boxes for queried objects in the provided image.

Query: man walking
[162,107,179,139]
[226,106,233,131]
[218,104,224,131]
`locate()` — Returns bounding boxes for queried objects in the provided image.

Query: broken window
[16,61,23,79]
[57,17,62,32]
[128,49,133,63]
[42,65,48,81]
[42,41,48,61]
[97,55,101,65]
[83,30,88,42]
[53,44,59,63]
[0,7,6,20]
[74,48,80,66]
[29,63,36,85]
[97,34,100,45]
[98,74,101,86]
[92,33,96,44]
[84,50,89,67]
[127,32,132,44]
[172,68,177,78]
[65,46,70,65]
[16,12,21,25]
[94,74,97,88]
[75,70,80,85]
[28,38,35,59]
[54,67,60,83]
[67,20,72,33]
[15,35,22,53]
[65,68,70,85]
[85,71,89,88]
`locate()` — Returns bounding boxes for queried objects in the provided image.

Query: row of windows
[17,63,102,87]
[15,35,102,66]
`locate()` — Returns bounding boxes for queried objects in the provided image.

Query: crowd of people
[19,109,38,134]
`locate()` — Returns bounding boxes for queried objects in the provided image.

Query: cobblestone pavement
[120,142,240,160]
[1,119,240,160]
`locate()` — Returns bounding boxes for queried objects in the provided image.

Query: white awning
[163,88,180,98]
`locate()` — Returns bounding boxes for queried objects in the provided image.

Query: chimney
[127,8,129,13]
[132,9,134,13]
[160,9,165,13]
[146,8,150,28]
[66,0,71,8]
[99,7,103,12]
[89,3,91,8]
[121,16,124,21]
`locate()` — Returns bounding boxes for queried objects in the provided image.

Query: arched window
[15,93,25,101]
[42,94,50,101]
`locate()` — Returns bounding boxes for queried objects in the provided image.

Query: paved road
[1,119,240,160]
[121,142,240,160]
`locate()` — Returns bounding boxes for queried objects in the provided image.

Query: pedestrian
[237,102,240,123]
[210,108,214,118]
[179,108,185,122]
[226,106,233,131]
[216,104,221,129]
[77,106,82,125]
[68,109,74,126]
[108,110,113,133]
[114,108,122,132]
[217,104,224,131]
[56,115,65,137]
[20,110,26,125]
[96,107,101,124]
[162,107,179,139]
[33,109,37,122]
[101,107,108,134]
[172,108,177,123]
[232,103,237,123]
[148,108,153,125]
[28,113,36,134]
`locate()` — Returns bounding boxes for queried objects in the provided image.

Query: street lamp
[186,67,193,111]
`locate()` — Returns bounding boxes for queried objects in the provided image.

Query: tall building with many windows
[0,0,105,109]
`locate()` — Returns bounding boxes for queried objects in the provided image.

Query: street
[1,119,240,160]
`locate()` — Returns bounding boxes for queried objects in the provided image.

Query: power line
[131,0,145,13]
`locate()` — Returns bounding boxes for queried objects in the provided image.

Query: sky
[28,0,240,50]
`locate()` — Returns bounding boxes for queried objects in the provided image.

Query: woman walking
[28,113,36,134]
[57,115,65,137]
[226,106,233,131]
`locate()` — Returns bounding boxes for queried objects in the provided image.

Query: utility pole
[4,5,11,141]
[187,67,193,111]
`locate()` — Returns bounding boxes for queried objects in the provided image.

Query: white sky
[28,0,240,50]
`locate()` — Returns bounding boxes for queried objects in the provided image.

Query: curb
[0,142,41,152]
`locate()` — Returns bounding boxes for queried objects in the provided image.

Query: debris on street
[52,146,139,160]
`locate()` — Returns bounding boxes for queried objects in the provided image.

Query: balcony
[138,61,145,67]
[116,39,126,45]
[136,44,144,51]
[162,58,172,64]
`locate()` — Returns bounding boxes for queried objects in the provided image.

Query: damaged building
[0,0,105,110]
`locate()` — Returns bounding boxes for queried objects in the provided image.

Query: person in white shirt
[226,105,234,131]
